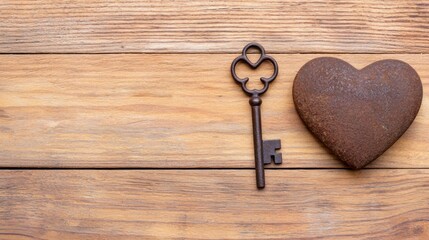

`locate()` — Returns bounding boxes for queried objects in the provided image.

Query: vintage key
[231,42,282,189]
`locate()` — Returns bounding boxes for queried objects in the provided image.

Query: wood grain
[0,54,427,168]
[0,0,428,53]
[0,170,428,239]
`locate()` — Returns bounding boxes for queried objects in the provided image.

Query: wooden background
[0,1,428,239]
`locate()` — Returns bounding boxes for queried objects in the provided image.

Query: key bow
[230,42,279,96]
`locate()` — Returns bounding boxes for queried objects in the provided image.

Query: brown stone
[293,57,423,169]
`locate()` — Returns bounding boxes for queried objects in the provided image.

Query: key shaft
[249,95,265,188]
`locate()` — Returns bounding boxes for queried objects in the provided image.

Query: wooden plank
[0,0,428,53]
[0,54,428,168]
[0,170,428,239]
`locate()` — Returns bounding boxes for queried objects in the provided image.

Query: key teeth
[263,139,282,165]
[273,152,282,164]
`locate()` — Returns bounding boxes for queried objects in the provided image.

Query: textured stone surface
[293,57,423,169]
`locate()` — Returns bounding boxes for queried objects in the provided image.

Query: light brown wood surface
[0,0,428,53]
[0,170,428,239]
[1,1,429,239]
[0,54,427,168]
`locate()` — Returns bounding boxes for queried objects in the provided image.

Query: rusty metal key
[231,42,282,189]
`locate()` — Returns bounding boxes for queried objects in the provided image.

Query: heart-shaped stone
[293,57,423,169]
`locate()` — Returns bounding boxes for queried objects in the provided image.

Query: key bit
[263,139,282,164]
[231,42,282,189]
